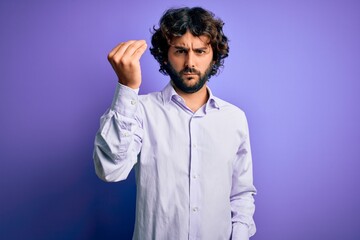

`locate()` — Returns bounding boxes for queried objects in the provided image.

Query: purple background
[1,0,359,239]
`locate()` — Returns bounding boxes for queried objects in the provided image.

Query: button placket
[188,116,201,238]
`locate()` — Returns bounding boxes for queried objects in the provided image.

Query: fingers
[122,40,147,60]
[132,41,147,59]
[108,40,147,63]
[106,40,147,88]
[107,40,134,61]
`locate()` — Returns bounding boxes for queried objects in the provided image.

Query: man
[93,7,256,240]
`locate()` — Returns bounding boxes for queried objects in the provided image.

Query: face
[165,31,214,93]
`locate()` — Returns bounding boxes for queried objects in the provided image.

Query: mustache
[180,67,201,75]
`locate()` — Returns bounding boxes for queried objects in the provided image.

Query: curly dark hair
[150,7,229,77]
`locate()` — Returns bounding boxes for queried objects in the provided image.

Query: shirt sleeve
[93,83,143,182]
[230,113,257,240]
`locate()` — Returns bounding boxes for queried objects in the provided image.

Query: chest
[140,104,242,168]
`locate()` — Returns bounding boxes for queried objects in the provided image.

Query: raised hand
[107,40,147,89]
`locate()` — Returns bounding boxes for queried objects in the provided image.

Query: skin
[107,40,147,89]
[167,31,214,111]
[107,31,214,112]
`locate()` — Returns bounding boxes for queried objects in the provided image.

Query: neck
[172,83,209,112]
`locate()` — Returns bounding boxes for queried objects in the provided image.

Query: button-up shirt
[93,83,256,240]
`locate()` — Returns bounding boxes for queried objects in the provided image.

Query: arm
[93,83,143,182]
[93,40,147,182]
[230,114,257,240]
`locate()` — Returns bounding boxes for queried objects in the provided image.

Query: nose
[185,51,195,68]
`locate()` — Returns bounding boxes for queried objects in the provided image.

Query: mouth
[180,67,200,81]
[182,74,198,81]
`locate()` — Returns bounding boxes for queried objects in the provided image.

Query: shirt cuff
[111,83,139,117]
[232,223,250,240]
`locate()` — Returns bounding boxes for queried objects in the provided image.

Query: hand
[107,40,147,89]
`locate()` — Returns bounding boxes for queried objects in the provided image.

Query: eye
[175,49,186,54]
[195,49,207,55]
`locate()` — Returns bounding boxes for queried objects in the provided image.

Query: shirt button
[192,207,199,212]
[192,175,198,179]
[130,100,137,105]
[193,144,197,148]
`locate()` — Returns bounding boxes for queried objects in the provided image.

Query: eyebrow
[173,46,209,51]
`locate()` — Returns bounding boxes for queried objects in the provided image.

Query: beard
[164,62,213,94]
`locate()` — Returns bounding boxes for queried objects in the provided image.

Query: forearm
[231,114,256,239]
[93,83,143,182]
[232,222,251,240]
[231,187,256,240]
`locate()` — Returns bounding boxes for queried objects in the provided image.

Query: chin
[183,77,199,84]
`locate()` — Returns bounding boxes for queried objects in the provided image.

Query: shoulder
[214,96,246,118]
[137,91,165,115]
[212,96,250,134]
[210,96,251,141]
[138,91,162,103]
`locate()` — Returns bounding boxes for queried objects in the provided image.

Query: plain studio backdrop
[0,0,359,239]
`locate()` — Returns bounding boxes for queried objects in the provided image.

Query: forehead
[170,31,210,48]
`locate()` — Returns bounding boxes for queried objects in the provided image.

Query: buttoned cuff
[111,83,139,117]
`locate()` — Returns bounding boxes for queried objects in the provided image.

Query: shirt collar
[161,82,220,112]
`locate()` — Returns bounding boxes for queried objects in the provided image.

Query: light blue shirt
[93,83,256,240]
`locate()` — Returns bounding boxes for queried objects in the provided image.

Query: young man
[93,7,256,240]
